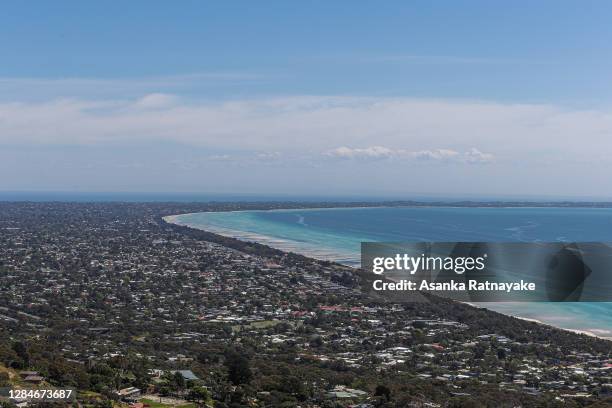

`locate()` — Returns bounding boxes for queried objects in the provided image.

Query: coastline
[511,315,610,339]
[163,210,612,342]
[162,212,362,265]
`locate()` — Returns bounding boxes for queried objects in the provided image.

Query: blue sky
[1,1,612,197]
[3,1,612,102]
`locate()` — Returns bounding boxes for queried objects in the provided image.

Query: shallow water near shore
[167,206,612,339]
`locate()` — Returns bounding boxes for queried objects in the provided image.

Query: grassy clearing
[231,319,285,332]
[140,398,196,408]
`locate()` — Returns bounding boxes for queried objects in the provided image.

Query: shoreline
[163,213,360,265]
[511,315,611,339]
[164,210,612,342]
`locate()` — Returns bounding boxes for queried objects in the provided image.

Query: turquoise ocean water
[169,207,612,339]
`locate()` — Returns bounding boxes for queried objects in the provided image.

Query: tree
[0,372,10,387]
[374,384,391,401]
[188,386,210,404]
[173,371,186,389]
[309,335,323,348]
[224,352,252,385]
[12,342,29,367]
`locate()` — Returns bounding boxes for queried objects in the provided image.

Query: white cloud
[134,93,179,109]
[326,146,395,159]
[208,154,233,161]
[256,151,282,160]
[463,148,494,164]
[409,149,461,161]
[363,55,543,65]
[326,146,492,163]
[0,95,611,169]
[0,73,261,101]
